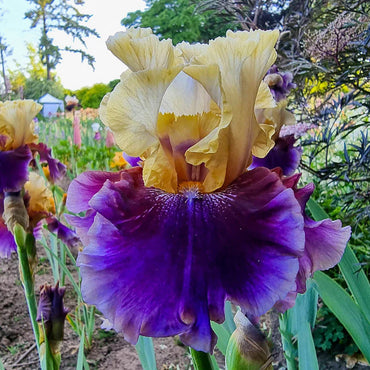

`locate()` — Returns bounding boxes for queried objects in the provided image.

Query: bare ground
[0,250,368,369]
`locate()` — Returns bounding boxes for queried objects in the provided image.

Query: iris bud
[3,191,29,232]
[226,311,272,370]
[36,283,69,353]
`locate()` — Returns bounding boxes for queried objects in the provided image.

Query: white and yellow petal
[24,172,55,216]
[255,100,296,141]
[0,100,40,150]
[100,66,182,157]
[107,27,182,72]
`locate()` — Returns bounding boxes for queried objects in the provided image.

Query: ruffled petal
[290,181,351,292]
[255,100,296,142]
[66,171,122,213]
[274,172,351,310]
[99,66,182,157]
[68,167,304,352]
[0,100,41,149]
[106,28,181,72]
[185,30,279,186]
[0,146,32,192]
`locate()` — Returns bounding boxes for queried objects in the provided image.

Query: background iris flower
[0,100,67,258]
[67,27,351,353]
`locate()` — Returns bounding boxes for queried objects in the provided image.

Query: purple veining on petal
[122,152,141,167]
[30,143,67,183]
[69,167,305,352]
[33,221,43,240]
[250,135,302,176]
[0,146,32,192]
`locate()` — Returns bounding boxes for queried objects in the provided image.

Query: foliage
[25,0,99,79]
[7,43,64,100]
[24,77,64,100]
[122,0,238,44]
[73,83,111,109]
[313,305,357,353]
[197,0,293,31]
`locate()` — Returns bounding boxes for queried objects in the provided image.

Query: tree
[122,0,238,44]
[25,0,99,80]
[7,43,64,100]
[0,36,12,98]
[74,83,111,108]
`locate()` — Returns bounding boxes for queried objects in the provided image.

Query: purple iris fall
[66,27,351,353]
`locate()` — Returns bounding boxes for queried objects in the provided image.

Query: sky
[1,0,146,90]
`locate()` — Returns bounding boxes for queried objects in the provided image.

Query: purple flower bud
[264,65,296,102]
[37,283,69,344]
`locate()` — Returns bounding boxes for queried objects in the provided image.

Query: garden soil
[0,249,367,369]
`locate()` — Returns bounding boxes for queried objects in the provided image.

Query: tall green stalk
[14,224,40,354]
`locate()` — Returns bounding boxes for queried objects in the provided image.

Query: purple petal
[0,220,16,258]
[30,143,66,183]
[0,194,17,258]
[69,167,305,352]
[46,216,81,251]
[274,173,351,310]
[292,182,351,293]
[122,152,141,167]
[265,65,297,102]
[66,171,123,213]
[0,146,32,192]
[250,135,302,176]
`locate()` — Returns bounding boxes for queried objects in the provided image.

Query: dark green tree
[122,0,238,44]
[25,0,99,80]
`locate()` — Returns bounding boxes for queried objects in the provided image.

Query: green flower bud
[226,311,272,370]
[3,191,29,233]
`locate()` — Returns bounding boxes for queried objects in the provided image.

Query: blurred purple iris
[264,65,297,102]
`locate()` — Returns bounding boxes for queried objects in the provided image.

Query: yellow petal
[142,143,177,193]
[255,81,276,109]
[160,71,213,116]
[185,29,279,186]
[106,27,181,72]
[0,100,41,149]
[255,100,296,141]
[24,172,55,216]
[99,65,182,157]
[176,41,208,63]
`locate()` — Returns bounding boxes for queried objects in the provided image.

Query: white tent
[38,93,64,117]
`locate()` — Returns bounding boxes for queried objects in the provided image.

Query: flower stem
[14,224,40,354]
[190,348,214,370]
[279,313,297,370]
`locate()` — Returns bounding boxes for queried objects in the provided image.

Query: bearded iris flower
[0,100,67,258]
[66,28,351,352]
